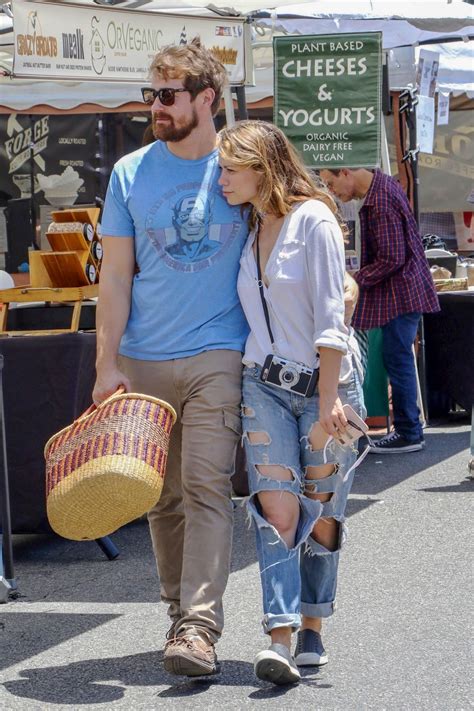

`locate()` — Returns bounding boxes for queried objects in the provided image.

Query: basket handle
[77,386,126,421]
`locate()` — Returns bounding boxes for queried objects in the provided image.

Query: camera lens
[279,366,298,387]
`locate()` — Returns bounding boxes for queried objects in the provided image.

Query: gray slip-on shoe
[254,643,301,685]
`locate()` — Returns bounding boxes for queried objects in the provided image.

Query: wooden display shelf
[51,207,100,228]
[46,230,91,253]
[28,207,102,291]
[32,250,91,288]
[0,285,99,336]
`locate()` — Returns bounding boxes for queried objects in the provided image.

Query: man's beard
[152,107,199,142]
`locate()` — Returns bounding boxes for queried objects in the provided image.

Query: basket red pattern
[44,390,177,540]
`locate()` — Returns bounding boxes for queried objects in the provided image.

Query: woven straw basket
[44,390,177,541]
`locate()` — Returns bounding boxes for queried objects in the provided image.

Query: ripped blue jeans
[242,364,365,634]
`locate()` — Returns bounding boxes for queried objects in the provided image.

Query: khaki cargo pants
[119,349,242,644]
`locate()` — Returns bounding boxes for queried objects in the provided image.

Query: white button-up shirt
[237,200,358,384]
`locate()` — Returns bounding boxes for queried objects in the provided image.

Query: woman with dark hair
[218,121,365,685]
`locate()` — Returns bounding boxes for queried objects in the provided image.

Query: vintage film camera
[260,354,319,398]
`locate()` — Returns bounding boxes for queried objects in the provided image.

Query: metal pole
[234,86,249,121]
[0,354,16,592]
[222,86,235,127]
[401,90,429,422]
[405,104,420,229]
[407,105,428,422]
[29,115,37,247]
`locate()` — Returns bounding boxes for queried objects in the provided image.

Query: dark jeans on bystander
[381,312,423,443]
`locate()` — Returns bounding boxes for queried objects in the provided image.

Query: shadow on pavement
[7,506,257,605]
[419,477,473,493]
[0,613,119,671]
[352,428,470,498]
[6,427,470,611]
[247,667,333,700]
[3,652,257,705]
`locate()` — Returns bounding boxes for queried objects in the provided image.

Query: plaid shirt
[353,170,440,330]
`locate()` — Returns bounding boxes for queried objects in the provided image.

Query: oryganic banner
[13,0,246,84]
[274,33,382,169]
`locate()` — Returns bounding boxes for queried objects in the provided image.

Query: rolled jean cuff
[262,613,301,634]
[300,600,336,619]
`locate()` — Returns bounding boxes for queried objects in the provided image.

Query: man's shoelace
[165,637,196,651]
[165,635,214,657]
[378,431,400,444]
[165,625,178,640]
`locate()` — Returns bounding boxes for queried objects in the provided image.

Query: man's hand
[92,368,132,406]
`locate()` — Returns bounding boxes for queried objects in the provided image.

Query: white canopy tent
[248,0,474,103]
[253,0,474,47]
[0,0,473,111]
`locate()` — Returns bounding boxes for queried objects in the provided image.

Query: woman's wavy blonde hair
[218,120,346,232]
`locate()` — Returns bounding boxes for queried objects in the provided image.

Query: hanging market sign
[0,113,99,204]
[274,33,382,168]
[12,0,247,84]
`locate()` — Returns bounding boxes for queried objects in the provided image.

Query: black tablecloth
[424,291,474,414]
[0,333,96,533]
[7,302,96,332]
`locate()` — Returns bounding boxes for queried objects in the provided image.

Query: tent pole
[29,115,37,247]
[234,86,248,121]
[380,119,391,176]
[223,86,235,127]
[400,87,429,423]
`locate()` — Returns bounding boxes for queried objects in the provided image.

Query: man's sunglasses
[141,87,190,106]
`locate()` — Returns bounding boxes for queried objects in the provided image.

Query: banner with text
[274,33,382,168]
[13,0,246,84]
[0,114,98,203]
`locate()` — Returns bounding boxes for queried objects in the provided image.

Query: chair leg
[0,541,16,603]
[95,536,120,560]
[468,404,474,480]
[0,575,12,603]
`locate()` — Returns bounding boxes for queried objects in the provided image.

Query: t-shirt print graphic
[146,184,241,273]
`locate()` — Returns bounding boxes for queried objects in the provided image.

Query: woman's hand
[318,395,347,438]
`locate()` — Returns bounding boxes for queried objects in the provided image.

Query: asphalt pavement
[1,421,473,710]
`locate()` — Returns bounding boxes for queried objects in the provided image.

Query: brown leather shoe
[163,635,218,676]
[165,619,179,642]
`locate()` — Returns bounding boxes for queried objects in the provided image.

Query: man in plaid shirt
[320,168,439,453]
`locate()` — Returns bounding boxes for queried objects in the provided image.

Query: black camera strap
[255,224,275,347]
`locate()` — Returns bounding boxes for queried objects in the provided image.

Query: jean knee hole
[306,463,338,480]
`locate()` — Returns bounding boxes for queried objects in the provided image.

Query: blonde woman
[218,121,365,685]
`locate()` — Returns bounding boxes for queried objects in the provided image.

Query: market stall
[1,0,473,594]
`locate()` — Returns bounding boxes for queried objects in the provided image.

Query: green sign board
[274,33,382,169]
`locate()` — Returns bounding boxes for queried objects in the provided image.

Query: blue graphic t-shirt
[101,141,249,360]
